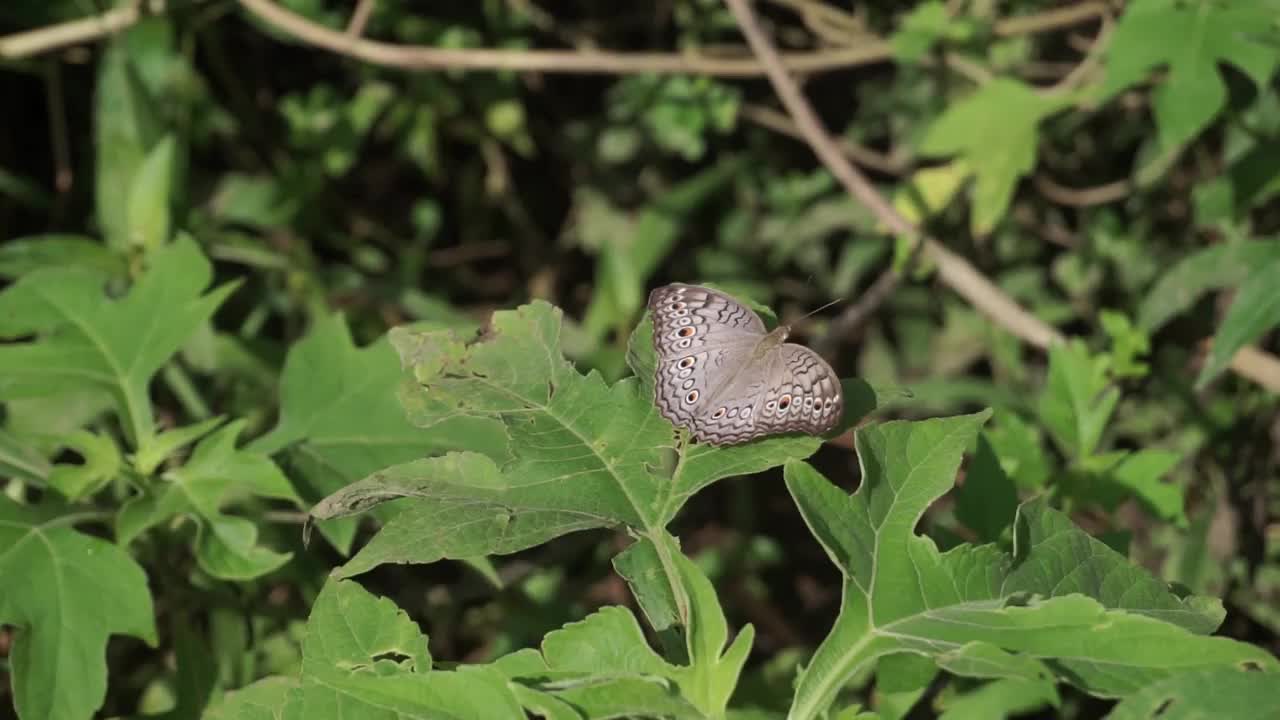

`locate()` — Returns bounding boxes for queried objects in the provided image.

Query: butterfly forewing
[648,283,843,446]
[648,284,761,432]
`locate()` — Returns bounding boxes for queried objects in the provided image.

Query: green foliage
[1102,0,1279,157]
[916,79,1067,234]
[2,1,1279,719]
[0,501,157,720]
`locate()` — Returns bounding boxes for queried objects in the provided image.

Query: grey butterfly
[648,283,844,446]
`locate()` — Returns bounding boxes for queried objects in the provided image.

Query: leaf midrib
[467,372,654,528]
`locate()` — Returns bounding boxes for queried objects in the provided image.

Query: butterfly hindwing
[751,344,843,438]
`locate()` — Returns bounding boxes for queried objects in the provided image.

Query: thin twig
[725,0,1280,393]
[45,60,72,195]
[1033,173,1131,207]
[739,104,906,175]
[236,0,892,77]
[994,1,1109,37]
[1228,346,1280,395]
[724,0,1062,351]
[1045,6,1114,95]
[0,0,146,60]
[345,0,377,37]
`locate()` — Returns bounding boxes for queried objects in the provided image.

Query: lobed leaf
[782,413,1275,720]
[917,79,1066,234]
[1103,667,1280,720]
[118,420,301,580]
[0,499,157,720]
[0,235,235,450]
[315,299,875,579]
[249,312,507,552]
[1103,0,1279,153]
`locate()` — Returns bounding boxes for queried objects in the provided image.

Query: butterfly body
[647,283,843,446]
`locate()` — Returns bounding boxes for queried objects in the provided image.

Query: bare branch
[236,0,892,77]
[0,1,145,60]
[723,0,1063,350]
[345,0,378,38]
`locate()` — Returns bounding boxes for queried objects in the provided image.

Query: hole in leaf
[372,650,412,664]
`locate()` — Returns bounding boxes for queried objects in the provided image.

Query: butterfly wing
[750,343,843,439]
[649,284,765,433]
[684,343,843,446]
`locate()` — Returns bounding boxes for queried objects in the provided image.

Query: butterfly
[648,283,843,446]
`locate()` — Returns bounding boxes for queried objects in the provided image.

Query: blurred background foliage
[1,0,1278,718]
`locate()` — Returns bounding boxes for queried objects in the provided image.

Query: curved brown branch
[1034,173,1132,207]
[723,0,1063,351]
[739,104,906,175]
[723,0,1280,394]
[345,0,378,37]
[236,0,891,77]
[994,1,1109,37]
[0,0,145,60]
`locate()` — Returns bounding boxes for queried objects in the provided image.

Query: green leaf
[669,540,755,718]
[890,2,975,62]
[1104,667,1280,720]
[248,313,506,552]
[309,451,603,579]
[1103,0,1279,152]
[0,499,157,720]
[918,79,1066,234]
[936,677,1058,720]
[0,428,51,483]
[874,653,937,719]
[1103,450,1186,526]
[133,415,227,476]
[95,41,163,251]
[301,579,431,676]
[934,642,1056,685]
[117,420,299,580]
[1037,340,1118,460]
[46,430,121,501]
[1099,310,1150,379]
[577,162,740,350]
[205,677,297,720]
[0,235,125,280]
[278,579,533,719]
[1006,499,1218,633]
[0,235,236,450]
[1138,240,1280,332]
[781,413,1276,720]
[497,604,714,718]
[125,134,178,252]
[314,298,876,580]
[613,535,683,633]
[1197,257,1280,387]
[540,605,675,677]
[983,410,1051,491]
[784,412,990,719]
[954,433,1018,542]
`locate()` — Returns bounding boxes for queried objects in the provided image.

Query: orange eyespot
[778,394,792,410]
[678,357,695,369]
[678,327,695,338]
[685,390,699,404]
[712,407,726,418]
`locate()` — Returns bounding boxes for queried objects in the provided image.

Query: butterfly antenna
[797,296,844,322]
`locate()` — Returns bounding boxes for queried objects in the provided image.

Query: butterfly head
[751,324,790,360]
